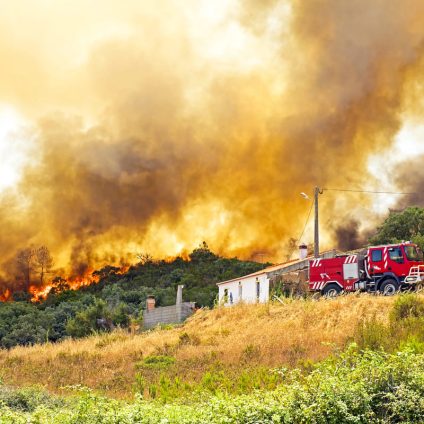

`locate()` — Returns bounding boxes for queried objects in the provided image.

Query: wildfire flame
[29,285,53,302]
[27,265,130,302]
[0,289,11,302]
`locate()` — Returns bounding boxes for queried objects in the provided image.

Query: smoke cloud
[0,0,424,292]
[394,155,424,208]
[334,219,373,252]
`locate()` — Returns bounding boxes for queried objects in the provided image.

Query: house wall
[218,274,269,306]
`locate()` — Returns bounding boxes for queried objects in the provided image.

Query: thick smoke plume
[0,0,424,293]
[394,155,424,208]
[334,219,373,252]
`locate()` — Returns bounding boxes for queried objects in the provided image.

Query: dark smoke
[334,219,370,251]
[394,155,424,209]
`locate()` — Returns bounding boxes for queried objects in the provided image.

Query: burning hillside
[0,0,424,295]
[28,271,100,302]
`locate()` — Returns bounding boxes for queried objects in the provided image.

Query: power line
[297,200,313,243]
[322,188,416,195]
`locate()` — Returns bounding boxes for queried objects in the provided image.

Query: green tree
[65,299,112,338]
[112,302,131,327]
[370,207,424,250]
[189,242,217,262]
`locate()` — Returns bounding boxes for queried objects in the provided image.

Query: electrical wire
[322,188,416,195]
[297,200,314,244]
[290,186,414,257]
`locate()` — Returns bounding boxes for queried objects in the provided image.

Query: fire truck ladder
[404,265,424,284]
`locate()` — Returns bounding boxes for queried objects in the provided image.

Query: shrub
[178,332,200,346]
[354,316,389,351]
[390,294,424,322]
[0,386,62,412]
[3,347,424,422]
[138,355,176,370]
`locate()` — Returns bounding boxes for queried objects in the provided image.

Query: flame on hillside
[29,269,100,302]
[27,264,133,302]
[30,285,53,302]
[0,289,11,302]
[68,270,101,290]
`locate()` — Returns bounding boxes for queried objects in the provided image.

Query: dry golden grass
[0,294,399,398]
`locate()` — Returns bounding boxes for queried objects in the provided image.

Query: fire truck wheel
[322,283,342,298]
[379,279,399,296]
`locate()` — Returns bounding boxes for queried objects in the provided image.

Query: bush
[139,355,176,369]
[355,316,390,351]
[0,386,62,412]
[390,294,424,321]
[65,299,112,338]
[3,347,424,422]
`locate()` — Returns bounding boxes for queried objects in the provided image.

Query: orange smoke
[0,0,423,293]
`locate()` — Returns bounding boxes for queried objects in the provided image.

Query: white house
[217,250,338,306]
[217,263,292,306]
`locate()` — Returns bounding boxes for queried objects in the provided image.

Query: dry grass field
[0,294,398,398]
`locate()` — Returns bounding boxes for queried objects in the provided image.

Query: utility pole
[299,187,323,258]
[314,186,323,258]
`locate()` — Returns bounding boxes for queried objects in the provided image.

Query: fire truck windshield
[404,245,424,262]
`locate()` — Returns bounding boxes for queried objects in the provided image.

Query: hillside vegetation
[2,348,424,423]
[0,295,404,398]
[0,243,266,348]
[2,206,424,350]
[2,294,424,422]
[2,209,424,421]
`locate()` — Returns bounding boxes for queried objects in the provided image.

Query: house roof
[216,258,306,286]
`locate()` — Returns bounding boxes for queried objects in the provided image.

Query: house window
[223,288,228,303]
[238,282,242,300]
[256,279,260,300]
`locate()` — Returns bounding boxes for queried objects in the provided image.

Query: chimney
[176,285,184,305]
[176,285,184,322]
[146,295,156,311]
[299,244,308,260]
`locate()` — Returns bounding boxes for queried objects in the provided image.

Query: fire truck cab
[308,242,424,296]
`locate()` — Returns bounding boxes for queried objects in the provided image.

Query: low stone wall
[143,302,195,329]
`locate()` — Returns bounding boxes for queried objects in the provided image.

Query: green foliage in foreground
[355,293,424,353]
[2,346,424,423]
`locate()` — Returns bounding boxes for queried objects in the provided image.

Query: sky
[0,0,424,290]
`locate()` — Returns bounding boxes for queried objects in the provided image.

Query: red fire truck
[309,242,424,296]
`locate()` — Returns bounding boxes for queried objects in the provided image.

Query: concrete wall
[218,273,269,306]
[143,302,195,329]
